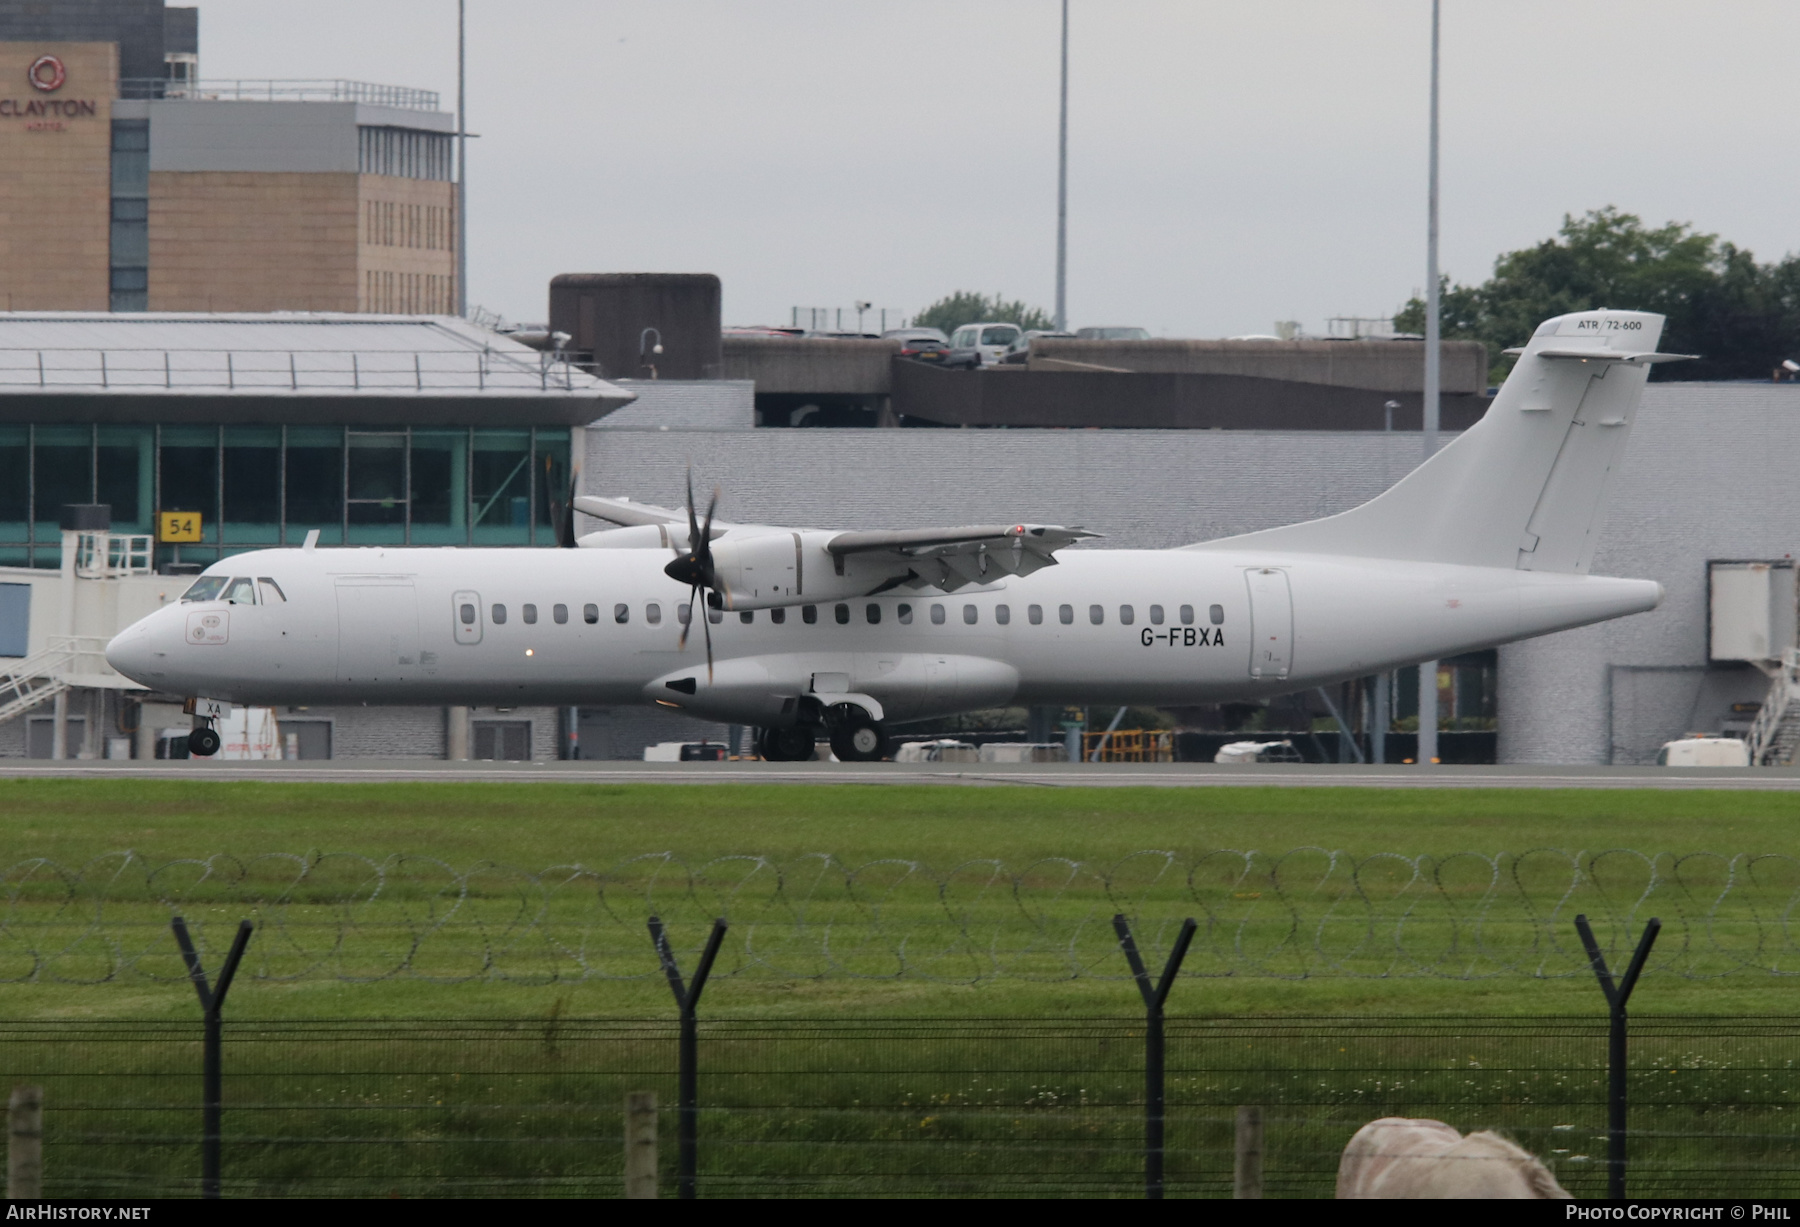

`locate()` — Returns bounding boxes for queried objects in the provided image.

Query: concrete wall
[590,380,753,432]
[891,362,1490,431]
[721,336,898,394]
[583,427,1430,551]
[1030,338,1490,394]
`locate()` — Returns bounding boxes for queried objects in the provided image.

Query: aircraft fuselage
[105,544,1660,725]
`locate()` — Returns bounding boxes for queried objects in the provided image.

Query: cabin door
[1245,568,1292,680]
[335,576,421,684]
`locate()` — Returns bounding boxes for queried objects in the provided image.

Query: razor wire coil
[2,848,1797,985]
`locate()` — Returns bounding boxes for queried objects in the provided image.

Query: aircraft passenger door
[452,590,483,645]
[1245,568,1292,680]
[335,576,421,683]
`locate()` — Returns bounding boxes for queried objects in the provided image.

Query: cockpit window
[181,576,228,602]
[221,577,257,604]
[257,577,287,604]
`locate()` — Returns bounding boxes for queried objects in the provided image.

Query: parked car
[1001,329,1076,364]
[1074,326,1152,340]
[945,322,1023,368]
[884,327,952,363]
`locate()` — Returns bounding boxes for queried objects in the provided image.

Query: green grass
[3,778,1798,1020]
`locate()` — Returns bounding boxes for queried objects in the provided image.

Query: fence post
[625,1090,658,1199]
[1233,1105,1263,1199]
[171,916,254,1201]
[8,1085,42,1199]
[1574,913,1660,1201]
[648,915,727,1201]
[1113,912,1198,1200]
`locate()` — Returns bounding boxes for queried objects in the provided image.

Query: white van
[946,322,1023,368]
[1656,736,1750,767]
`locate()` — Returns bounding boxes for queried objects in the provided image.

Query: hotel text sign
[6,55,99,129]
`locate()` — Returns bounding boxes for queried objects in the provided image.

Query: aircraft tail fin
[1191,310,1689,572]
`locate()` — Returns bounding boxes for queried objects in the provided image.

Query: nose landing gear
[186,724,221,757]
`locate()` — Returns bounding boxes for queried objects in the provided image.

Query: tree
[914,291,1056,336]
[1395,207,1800,382]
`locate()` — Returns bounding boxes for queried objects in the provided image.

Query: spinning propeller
[662,469,722,679]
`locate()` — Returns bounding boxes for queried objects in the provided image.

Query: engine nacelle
[711,530,877,610]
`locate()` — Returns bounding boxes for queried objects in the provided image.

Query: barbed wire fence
[3,848,1798,985]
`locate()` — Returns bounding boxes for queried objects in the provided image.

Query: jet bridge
[0,506,167,758]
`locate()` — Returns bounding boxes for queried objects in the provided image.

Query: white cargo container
[1709,561,1797,663]
[1656,736,1750,767]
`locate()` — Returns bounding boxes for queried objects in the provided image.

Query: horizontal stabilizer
[1502,347,1696,365]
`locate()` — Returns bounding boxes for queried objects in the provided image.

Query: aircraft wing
[572,495,740,530]
[825,523,1099,590]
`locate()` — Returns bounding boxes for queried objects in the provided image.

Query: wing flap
[827,523,1098,591]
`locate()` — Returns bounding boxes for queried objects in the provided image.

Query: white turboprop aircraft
[106,309,1685,760]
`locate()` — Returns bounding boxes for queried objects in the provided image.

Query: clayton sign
[5,54,99,124]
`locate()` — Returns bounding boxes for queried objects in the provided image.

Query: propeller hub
[665,555,710,587]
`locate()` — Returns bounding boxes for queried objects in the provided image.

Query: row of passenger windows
[460,600,1227,628]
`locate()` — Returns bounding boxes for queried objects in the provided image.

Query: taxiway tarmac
[3,761,1800,789]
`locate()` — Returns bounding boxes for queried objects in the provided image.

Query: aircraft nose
[105,620,158,684]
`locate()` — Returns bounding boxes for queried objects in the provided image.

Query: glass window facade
[0,425,570,568]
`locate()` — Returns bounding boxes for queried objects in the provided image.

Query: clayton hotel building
[0,0,456,313]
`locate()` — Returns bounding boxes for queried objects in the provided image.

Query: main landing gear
[756,705,890,763]
[827,707,888,763]
[757,725,817,762]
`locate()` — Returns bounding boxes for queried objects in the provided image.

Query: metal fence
[6,849,1800,985]
[0,348,587,394]
[117,79,440,109]
[3,1015,1795,1198]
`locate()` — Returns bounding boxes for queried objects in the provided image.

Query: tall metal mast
[1418,0,1442,769]
[1054,0,1069,332]
[455,0,468,317]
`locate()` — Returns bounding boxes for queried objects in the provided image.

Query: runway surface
[5,760,1800,789]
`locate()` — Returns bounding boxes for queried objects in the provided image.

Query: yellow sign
[159,511,203,543]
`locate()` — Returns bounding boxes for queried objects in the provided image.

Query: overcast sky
[201,1,1800,338]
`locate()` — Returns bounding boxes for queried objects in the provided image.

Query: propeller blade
[678,583,697,651]
[685,467,700,552]
[702,598,714,682]
[557,460,579,548]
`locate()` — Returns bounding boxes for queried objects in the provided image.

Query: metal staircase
[0,637,117,727]
[1745,648,1800,766]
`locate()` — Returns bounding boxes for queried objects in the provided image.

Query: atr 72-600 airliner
[105,310,1684,761]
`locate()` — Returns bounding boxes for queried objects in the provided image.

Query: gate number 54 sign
[159,511,202,543]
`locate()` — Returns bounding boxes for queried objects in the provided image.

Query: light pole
[455,0,468,317]
[1054,0,1069,332]
[1417,0,1441,769]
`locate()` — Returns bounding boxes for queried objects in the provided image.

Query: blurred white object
[1656,736,1749,767]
